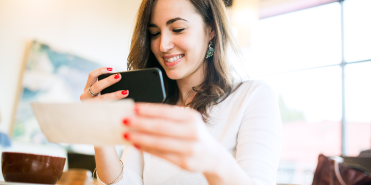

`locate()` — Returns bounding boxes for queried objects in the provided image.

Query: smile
[163,54,184,67]
[164,54,184,63]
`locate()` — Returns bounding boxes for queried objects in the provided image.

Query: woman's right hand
[80,67,129,102]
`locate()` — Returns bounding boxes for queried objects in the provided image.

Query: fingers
[96,90,129,101]
[135,103,200,122]
[124,116,197,140]
[89,73,121,95]
[125,132,196,156]
[84,67,113,91]
[80,73,122,100]
[81,89,129,101]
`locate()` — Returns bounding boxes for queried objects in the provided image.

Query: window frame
[258,0,371,156]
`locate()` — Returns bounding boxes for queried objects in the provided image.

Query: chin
[164,69,185,80]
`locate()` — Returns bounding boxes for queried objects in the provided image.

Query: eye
[150,32,160,38]
[173,28,185,33]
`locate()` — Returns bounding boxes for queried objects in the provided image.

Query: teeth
[165,55,184,63]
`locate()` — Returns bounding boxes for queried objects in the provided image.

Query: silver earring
[206,41,214,58]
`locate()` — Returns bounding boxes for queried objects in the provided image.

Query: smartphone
[98,68,166,103]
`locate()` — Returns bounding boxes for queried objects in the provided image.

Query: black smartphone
[97,68,166,103]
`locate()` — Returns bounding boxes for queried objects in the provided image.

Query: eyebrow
[148,17,188,28]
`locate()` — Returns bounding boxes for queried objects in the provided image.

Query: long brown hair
[127,0,242,122]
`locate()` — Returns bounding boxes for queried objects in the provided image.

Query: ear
[207,25,215,41]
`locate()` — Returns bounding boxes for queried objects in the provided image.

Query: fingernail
[121,90,128,95]
[134,144,140,149]
[114,74,120,79]
[134,105,139,114]
[122,118,130,126]
[107,68,113,71]
[123,133,130,140]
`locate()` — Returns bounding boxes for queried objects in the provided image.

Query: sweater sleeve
[97,145,144,185]
[236,81,282,185]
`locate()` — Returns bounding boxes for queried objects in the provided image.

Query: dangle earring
[206,40,214,59]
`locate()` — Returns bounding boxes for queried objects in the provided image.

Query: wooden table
[57,169,95,185]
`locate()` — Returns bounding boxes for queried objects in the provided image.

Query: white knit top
[98,80,282,185]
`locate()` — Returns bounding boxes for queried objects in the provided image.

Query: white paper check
[31,100,134,146]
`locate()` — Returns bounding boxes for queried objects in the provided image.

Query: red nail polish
[122,90,128,95]
[134,105,139,114]
[123,118,130,126]
[114,74,120,79]
[107,68,113,71]
[134,144,140,149]
[123,133,130,140]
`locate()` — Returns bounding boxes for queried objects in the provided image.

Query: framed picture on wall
[11,41,102,149]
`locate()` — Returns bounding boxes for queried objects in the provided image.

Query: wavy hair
[127,0,242,122]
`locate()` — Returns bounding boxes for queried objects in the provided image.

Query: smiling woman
[80,0,282,185]
[128,0,241,122]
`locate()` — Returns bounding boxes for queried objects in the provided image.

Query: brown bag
[312,154,371,185]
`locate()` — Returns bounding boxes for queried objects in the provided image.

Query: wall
[0,0,142,134]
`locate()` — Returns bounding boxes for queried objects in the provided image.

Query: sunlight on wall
[0,0,142,134]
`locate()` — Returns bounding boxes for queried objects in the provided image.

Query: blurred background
[0,0,370,184]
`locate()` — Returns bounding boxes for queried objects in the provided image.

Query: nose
[159,33,174,53]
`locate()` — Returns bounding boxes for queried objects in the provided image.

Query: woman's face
[149,0,214,80]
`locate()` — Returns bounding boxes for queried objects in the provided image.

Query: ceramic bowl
[1,152,66,184]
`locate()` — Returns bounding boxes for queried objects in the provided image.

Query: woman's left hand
[122,103,225,174]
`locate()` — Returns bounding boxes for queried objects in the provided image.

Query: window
[251,0,371,184]
[345,62,371,156]
[344,0,371,62]
[250,3,341,76]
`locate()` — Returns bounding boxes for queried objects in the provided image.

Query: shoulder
[212,79,276,111]
[208,80,277,115]
[230,79,275,100]
[235,79,272,90]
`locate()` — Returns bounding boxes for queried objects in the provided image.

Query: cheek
[151,40,159,55]
[151,40,163,63]
[177,38,192,54]
[185,41,207,65]
[179,34,205,58]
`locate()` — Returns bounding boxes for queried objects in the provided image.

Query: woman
[80,0,281,184]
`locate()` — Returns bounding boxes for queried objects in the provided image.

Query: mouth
[163,54,185,67]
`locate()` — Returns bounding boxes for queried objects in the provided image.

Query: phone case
[97,68,166,103]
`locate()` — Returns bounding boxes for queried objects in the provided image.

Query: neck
[176,62,207,106]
